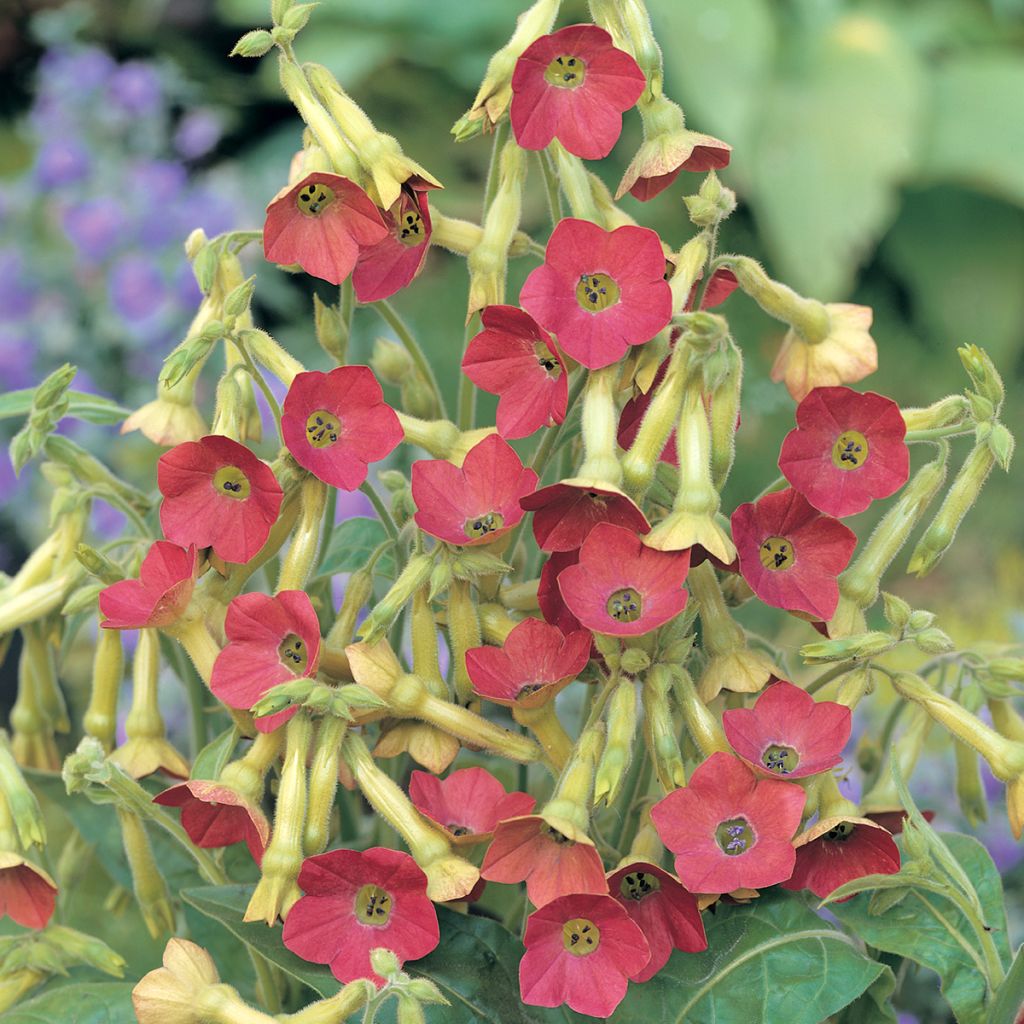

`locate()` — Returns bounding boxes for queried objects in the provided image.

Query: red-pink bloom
[558,523,689,637]
[621,132,733,202]
[651,752,805,894]
[521,480,650,553]
[481,816,608,908]
[411,434,537,546]
[352,185,433,302]
[210,591,321,734]
[0,854,57,929]
[607,861,706,981]
[520,218,673,370]
[282,847,440,985]
[263,172,388,285]
[782,816,901,900]
[158,435,283,564]
[99,541,197,630]
[519,893,649,1017]
[282,367,403,491]
[510,24,645,160]
[778,386,909,518]
[722,680,851,780]
[408,767,536,845]
[461,306,568,440]
[731,488,857,621]
[153,781,269,863]
[467,617,591,709]
[538,549,585,636]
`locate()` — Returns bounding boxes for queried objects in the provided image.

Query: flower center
[715,817,755,856]
[212,465,251,501]
[277,633,308,674]
[831,430,869,470]
[562,917,600,956]
[447,823,472,837]
[305,409,340,449]
[619,870,661,902]
[534,342,562,379]
[542,824,573,846]
[606,587,642,623]
[762,744,800,775]
[296,181,336,216]
[398,209,424,247]
[354,884,392,926]
[544,54,586,89]
[825,821,855,842]
[575,273,620,312]
[464,511,504,540]
[759,536,794,572]
[517,682,546,698]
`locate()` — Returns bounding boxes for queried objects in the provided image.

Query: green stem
[905,425,975,444]
[805,661,860,696]
[482,120,511,213]
[159,634,208,756]
[235,336,283,442]
[341,277,355,335]
[316,487,338,574]
[536,150,562,225]
[457,314,480,431]
[359,481,399,543]
[373,300,448,420]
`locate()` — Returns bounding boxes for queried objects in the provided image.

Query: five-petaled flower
[0,853,57,929]
[778,386,909,518]
[510,24,645,160]
[520,218,673,370]
[352,184,433,302]
[282,366,403,491]
[158,435,283,564]
[521,480,650,553]
[282,847,440,985]
[99,541,197,630]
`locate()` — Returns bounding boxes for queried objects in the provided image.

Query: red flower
[510,24,645,160]
[607,861,706,981]
[481,815,608,908]
[722,680,851,780]
[519,218,673,370]
[621,132,732,202]
[153,781,270,863]
[461,306,568,440]
[778,387,909,518]
[408,767,536,845]
[521,480,650,553]
[210,591,321,734]
[558,523,689,637]
[782,816,901,900]
[538,549,585,636]
[352,185,433,303]
[99,541,197,630]
[0,853,57,929]
[651,752,805,894]
[158,435,283,565]
[731,488,857,621]
[282,847,440,985]
[519,893,649,1018]
[467,617,591,709]
[411,434,538,546]
[282,367,403,491]
[263,172,388,285]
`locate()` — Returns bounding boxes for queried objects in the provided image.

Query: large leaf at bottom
[3,982,136,1024]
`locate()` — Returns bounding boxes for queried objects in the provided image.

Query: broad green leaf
[832,833,1011,1024]
[835,964,898,1024]
[3,981,136,1024]
[191,725,239,781]
[316,516,395,578]
[0,389,130,425]
[988,943,1024,1024]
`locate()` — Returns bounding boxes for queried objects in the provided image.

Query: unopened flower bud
[881,592,912,632]
[75,543,124,584]
[372,337,414,385]
[118,808,175,939]
[800,631,894,664]
[230,29,274,58]
[0,732,46,847]
[594,679,638,806]
[281,2,317,33]
[369,947,402,982]
[914,627,955,655]
[46,924,126,977]
[313,293,348,364]
[620,647,651,676]
[954,739,988,828]
[405,978,447,1005]
[958,344,1004,410]
[987,658,1024,683]
[988,422,1014,472]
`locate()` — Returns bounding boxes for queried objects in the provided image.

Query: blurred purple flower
[39,47,116,97]
[35,137,91,188]
[174,109,223,160]
[91,501,127,541]
[0,249,35,320]
[172,258,202,308]
[63,197,128,262]
[0,327,36,392]
[108,254,169,322]
[131,160,188,246]
[173,187,236,241]
[108,61,164,116]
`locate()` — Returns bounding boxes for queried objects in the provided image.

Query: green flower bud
[118,809,175,940]
[396,994,427,1024]
[405,978,447,1005]
[281,2,317,33]
[800,631,895,664]
[594,680,638,806]
[988,423,1015,472]
[620,647,651,676]
[958,344,1004,410]
[46,925,126,977]
[230,29,274,58]
[954,738,988,828]
[881,592,912,631]
[76,543,124,584]
[906,609,935,632]
[312,293,347,364]
[914,627,955,655]
[369,947,402,982]
[372,337,414,386]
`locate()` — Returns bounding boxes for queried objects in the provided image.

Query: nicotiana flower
[519,218,673,370]
[352,184,433,303]
[408,767,536,845]
[722,680,851,779]
[467,617,591,709]
[461,306,568,440]
[521,480,650,553]
[778,386,909,518]
[263,172,388,285]
[411,433,538,546]
[282,847,440,985]
[210,591,321,734]
[519,893,650,1018]
[782,816,901,900]
[0,853,57,929]
[558,523,690,637]
[99,541,197,630]
[158,435,283,564]
[282,366,403,491]
[154,781,270,864]
[731,488,857,621]
[651,752,805,894]
[607,861,707,981]
[510,24,645,160]
[538,549,585,636]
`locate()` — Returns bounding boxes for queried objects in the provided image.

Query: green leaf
[3,981,136,1023]
[988,943,1024,1024]
[316,517,395,578]
[0,389,130,425]
[835,964,898,1024]
[191,725,239,781]
[832,833,1011,1024]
